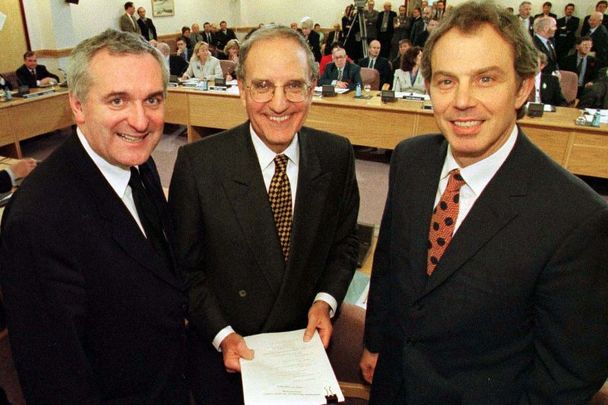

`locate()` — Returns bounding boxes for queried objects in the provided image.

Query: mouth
[452,120,482,128]
[268,115,290,123]
[118,133,147,143]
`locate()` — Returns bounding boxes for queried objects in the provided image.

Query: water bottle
[592,111,601,127]
[4,87,11,101]
[355,82,362,98]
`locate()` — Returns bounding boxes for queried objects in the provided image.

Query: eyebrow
[103,90,165,100]
[433,65,507,77]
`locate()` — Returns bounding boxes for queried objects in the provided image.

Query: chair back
[559,70,578,106]
[220,60,236,78]
[360,68,380,91]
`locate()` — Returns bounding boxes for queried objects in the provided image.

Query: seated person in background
[533,52,568,106]
[358,40,392,89]
[324,23,344,55]
[392,46,425,93]
[175,38,190,62]
[579,67,608,108]
[215,20,237,50]
[0,158,37,193]
[392,38,412,73]
[319,42,352,76]
[191,23,205,44]
[319,46,362,90]
[157,42,189,77]
[182,41,223,80]
[179,26,193,55]
[220,39,240,63]
[0,74,12,90]
[561,36,599,98]
[16,51,60,88]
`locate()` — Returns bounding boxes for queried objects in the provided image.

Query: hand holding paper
[304,300,333,348]
[220,332,255,373]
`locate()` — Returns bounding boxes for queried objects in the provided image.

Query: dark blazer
[0,170,11,193]
[533,35,559,74]
[169,122,359,404]
[214,29,237,50]
[319,61,363,90]
[409,17,424,45]
[137,17,157,41]
[325,30,344,50]
[15,64,59,88]
[540,73,568,106]
[579,73,608,108]
[169,54,189,77]
[590,25,608,68]
[561,53,599,85]
[0,74,12,90]
[365,132,608,404]
[0,134,189,404]
[305,29,322,62]
[413,29,429,47]
[534,12,557,19]
[358,56,392,88]
[555,16,579,62]
[376,10,397,57]
[201,31,216,47]
[581,14,608,36]
[119,13,140,34]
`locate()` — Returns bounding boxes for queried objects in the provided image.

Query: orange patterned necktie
[427,169,466,275]
[268,154,292,261]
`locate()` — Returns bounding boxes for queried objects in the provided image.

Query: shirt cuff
[314,292,337,318]
[212,325,235,352]
[5,168,16,186]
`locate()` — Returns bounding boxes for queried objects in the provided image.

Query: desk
[166,88,608,179]
[0,89,73,157]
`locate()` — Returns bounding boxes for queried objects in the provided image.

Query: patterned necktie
[337,68,343,82]
[427,169,466,275]
[268,155,292,261]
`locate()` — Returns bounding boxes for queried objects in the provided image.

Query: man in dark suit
[579,67,608,108]
[581,0,608,35]
[588,12,608,68]
[376,1,397,58]
[215,20,237,50]
[358,40,392,88]
[15,51,59,88]
[301,18,322,62]
[119,1,140,34]
[517,1,534,35]
[136,6,157,41]
[360,3,608,404]
[555,3,579,62]
[532,16,559,74]
[201,22,216,48]
[413,18,438,47]
[319,46,362,90]
[324,23,344,55]
[561,36,599,98]
[535,53,568,106]
[533,1,557,19]
[0,29,189,404]
[169,25,359,405]
[157,41,189,77]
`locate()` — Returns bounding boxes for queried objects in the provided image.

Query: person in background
[517,1,534,35]
[391,5,411,60]
[376,1,396,59]
[555,3,578,63]
[201,22,215,48]
[319,46,362,90]
[324,23,344,56]
[182,41,223,80]
[314,23,324,44]
[157,41,189,77]
[358,40,392,89]
[392,46,425,93]
[561,36,598,98]
[579,66,608,108]
[215,20,237,51]
[582,0,608,35]
[534,52,568,106]
[534,1,557,19]
[301,17,322,62]
[392,38,411,73]
[532,16,559,74]
[360,2,608,403]
[364,0,379,42]
[179,26,193,56]
[170,25,359,405]
[119,1,140,34]
[222,39,240,63]
[191,23,204,44]
[15,51,59,88]
[175,38,189,62]
[136,7,157,41]
[587,12,608,68]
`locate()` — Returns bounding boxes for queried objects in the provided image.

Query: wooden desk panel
[165,90,189,125]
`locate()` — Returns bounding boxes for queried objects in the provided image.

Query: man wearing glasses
[169,25,360,405]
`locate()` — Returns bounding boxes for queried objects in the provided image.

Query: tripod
[343,5,368,59]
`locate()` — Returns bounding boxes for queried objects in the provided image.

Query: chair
[558,70,578,106]
[327,303,370,404]
[0,72,19,90]
[360,68,380,91]
[164,38,177,55]
[219,59,236,78]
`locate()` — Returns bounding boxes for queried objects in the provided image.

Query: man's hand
[359,348,379,384]
[10,158,37,179]
[336,81,349,89]
[304,300,332,348]
[220,332,254,373]
[40,77,56,86]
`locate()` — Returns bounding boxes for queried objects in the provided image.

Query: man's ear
[68,93,85,125]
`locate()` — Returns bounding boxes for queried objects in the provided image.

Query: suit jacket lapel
[220,123,285,295]
[67,135,182,289]
[418,132,530,300]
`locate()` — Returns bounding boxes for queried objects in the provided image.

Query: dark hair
[597,1,608,8]
[400,46,422,71]
[220,20,227,25]
[576,36,592,45]
[399,38,412,46]
[124,2,133,10]
[181,26,190,34]
[23,51,35,59]
[542,2,552,8]
[565,3,575,9]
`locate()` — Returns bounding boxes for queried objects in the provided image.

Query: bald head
[589,11,604,28]
[368,40,381,57]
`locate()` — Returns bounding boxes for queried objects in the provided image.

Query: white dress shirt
[434,124,518,234]
[211,125,338,351]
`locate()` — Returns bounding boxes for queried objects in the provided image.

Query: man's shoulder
[179,124,247,157]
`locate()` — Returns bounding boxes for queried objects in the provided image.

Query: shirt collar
[76,127,132,199]
[249,124,299,170]
[441,124,518,197]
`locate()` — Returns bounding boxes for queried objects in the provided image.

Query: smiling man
[169,25,359,404]
[0,29,189,403]
[360,2,608,403]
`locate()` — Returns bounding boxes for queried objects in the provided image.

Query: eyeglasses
[246,80,311,103]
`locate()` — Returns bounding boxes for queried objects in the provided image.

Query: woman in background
[182,41,223,80]
[392,46,425,93]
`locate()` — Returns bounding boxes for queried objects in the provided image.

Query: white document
[240,329,344,405]
[584,108,608,124]
[314,86,350,94]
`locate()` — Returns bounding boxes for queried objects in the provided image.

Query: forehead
[245,38,309,80]
[431,25,515,76]
[87,50,163,94]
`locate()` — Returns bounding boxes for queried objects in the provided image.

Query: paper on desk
[314,86,350,94]
[240,329,344,405]
[584,108,608,124]
[395,91,430,101]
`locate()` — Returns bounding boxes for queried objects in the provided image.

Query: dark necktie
[427,169,466,275]
[268,155,292,261]
[129,166,173,271]
[30,69,36,78]
[337,68,343,82]
[546,40,556,61]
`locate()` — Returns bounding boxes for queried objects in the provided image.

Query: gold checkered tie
[268,154,292,260]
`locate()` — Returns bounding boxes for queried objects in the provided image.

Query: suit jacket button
[238,290,247,297]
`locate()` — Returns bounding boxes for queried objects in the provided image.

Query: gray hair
[533,16,554,34]
[235,25,319,83]
[68,29,168,101]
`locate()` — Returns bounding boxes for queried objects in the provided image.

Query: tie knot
[129,166,142,186]
[274,154,288,173]
[446,169,465,192]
